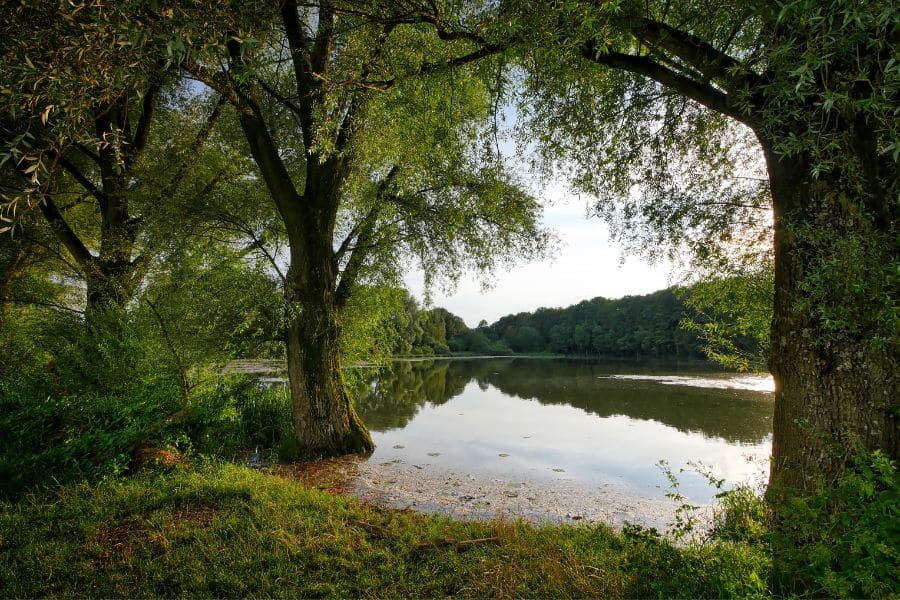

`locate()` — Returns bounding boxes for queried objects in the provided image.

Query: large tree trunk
[85,139,140,314]
[761,140,899,495]
[225,31,376,458]
[283,262,374,458]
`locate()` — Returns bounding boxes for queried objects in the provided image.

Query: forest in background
[392,287,713,361]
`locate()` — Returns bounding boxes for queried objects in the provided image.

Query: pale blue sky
[404,182,674,327]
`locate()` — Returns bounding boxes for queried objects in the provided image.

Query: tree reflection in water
[353,358,772,443]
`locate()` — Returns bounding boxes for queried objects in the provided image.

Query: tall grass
[0,462,771,598]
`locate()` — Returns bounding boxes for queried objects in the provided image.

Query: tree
[0,3,246,316]
[182,1,548,457]
[511,0,898,492]
[680,265,773,372]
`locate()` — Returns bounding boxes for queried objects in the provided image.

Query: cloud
[405,194,673,326]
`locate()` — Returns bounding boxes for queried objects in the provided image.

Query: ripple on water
[607,373,775,392]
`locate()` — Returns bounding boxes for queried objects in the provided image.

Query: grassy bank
[0,463,769,598]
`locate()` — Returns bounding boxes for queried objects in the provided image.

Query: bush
[0,310,187,496]
[705,451,899,597]
[187,377,295,462]
[711,485,769,546]
[769,451,899,598]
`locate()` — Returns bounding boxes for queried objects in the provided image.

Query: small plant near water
[648,453,899,598]
[187,377,294,460]
[769,450,899,598]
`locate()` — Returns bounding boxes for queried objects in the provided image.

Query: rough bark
[37,102,145,315]
[284,249,374,458]
[0,248,27,317]
[85,110,140,312]
[760,138,899,494]
[84,186,139,312]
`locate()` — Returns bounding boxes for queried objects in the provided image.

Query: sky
[403,183,676,327]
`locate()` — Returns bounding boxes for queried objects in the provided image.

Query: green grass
[0,462,769,598]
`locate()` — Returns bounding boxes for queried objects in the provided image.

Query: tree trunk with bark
[761,138,899,495]
[284,290,374,457]
[84,188,139,313]
[232,97,375,457]
[281,206,374,457]
[0,248,28,318]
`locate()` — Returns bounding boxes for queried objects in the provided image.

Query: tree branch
[281,0,318,151]
[334,209,377,308]
[216,212,287,283]
[633,18,759,89]
[55,154,108,210]
[334,166,399,307]
[224,36,305,236]
[126,82,161,166]
[37,195,95,269]
[258,78,304,118]
[419,43,504,76]
[580,41,748,124]
[182,58,256,118]
[311,1,335,75]
[145,296,191,402]
[73,142,102,167]
[159,94,226,202]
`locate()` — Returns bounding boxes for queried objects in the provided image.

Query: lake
[337,357,774,530]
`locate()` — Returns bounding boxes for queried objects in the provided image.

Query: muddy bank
[272,454,711,533]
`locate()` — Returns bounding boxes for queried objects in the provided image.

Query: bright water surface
[354,357,774,505]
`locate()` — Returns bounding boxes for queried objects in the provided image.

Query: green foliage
[619,526,770,598]
[0,462,770,598]
[769,451,900,598]
[0,306,53,382]
[512,1,772,268]
[139,248,284,366]
[341,285,405,366]
[679,267,773,372]
[0,0,268,209]
[0,300,301,496]
[710,486,769,548]
[0,310,186,496]
[695,450,900,598]
[187,377,295,461]
[480,288,707,360]
[386,287,715,360]
[642,450,899,597]
[384,289,485,357]
[759,0,899,188]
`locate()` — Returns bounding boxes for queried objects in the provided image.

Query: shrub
[187,377,295,461]
[770,450,899,598]
[705,450,899,597]
[0,310,189,496]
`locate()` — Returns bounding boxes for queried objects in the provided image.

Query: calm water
[354,357,773,505]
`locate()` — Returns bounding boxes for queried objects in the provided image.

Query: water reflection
[345,357,774,515]
[355,358,773,444]
[353,359,469,430]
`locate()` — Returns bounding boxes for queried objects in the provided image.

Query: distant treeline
[391,288,709,360]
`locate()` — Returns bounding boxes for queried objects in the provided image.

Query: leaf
[40,104,54,125]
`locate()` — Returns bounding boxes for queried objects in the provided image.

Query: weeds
[0,462,770,598]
